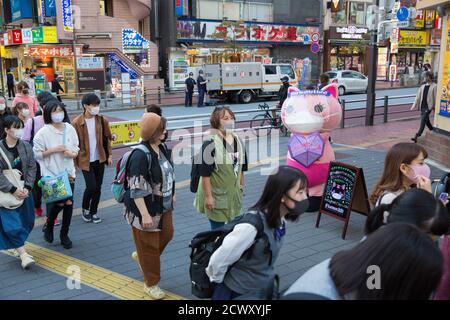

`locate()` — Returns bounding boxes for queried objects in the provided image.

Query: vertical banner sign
[11,30,23,44]
[62,0,73,32]
[416,10,425,28]
[22,28,33,44]
[439,20,450,118]
[175,0,183,17]
[45,0,57,17]
[425,10,436,28]
[32,28,44,43]
[316,162,370,240]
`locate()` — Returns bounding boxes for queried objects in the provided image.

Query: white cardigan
[33,123,80,178]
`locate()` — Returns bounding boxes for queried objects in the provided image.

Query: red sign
[11,30,23,44]
[28,46,75,57]
[312,32,320,43]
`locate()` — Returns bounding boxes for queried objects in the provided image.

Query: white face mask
[0,104,6,111]
[223,120,235,133]
[51,112,65,123]
[22,109,30,117]
[90,106,100,116]
[12,129,24,140]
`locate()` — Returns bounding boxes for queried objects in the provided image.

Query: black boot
[60,234,72,249]
[43,221,54,243]
[411,135,418,143]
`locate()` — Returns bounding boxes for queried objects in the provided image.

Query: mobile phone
[439,192,449,202]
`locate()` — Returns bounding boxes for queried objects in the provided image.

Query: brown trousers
[132,210,174,286]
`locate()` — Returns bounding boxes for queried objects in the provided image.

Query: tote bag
[0,147,24,209]
[39,125,73,204]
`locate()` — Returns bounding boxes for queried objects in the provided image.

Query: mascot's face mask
[281,85,342,135]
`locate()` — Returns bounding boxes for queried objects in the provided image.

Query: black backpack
[190,139,214,193]
[189,212,272,299]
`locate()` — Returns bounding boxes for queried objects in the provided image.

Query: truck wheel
[239,90,253,104]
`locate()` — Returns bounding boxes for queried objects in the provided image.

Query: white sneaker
[20,254,35,270]
[144,284,165,300]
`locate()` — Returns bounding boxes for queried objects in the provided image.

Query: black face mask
[284,194,309,221]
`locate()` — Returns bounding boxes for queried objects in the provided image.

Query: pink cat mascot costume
[281,84,342,211]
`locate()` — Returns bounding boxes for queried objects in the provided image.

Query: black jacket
[51,79,64,94]
[278,83,290,107]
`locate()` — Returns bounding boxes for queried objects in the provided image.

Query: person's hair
[3,115,24,131]
[330,223,443,300]
[320,73,330,84]
[370,143,428,205]
[251,166,309,229]
[30,74,36,79]
[365,188,450,236]
[12,102,29,117]
[146,116,166,144]
[43,100,70,124]
[81,93,101,109]
[16,81,30,95]
[146,104,162,116]
[426,71,433,82]
[7,68,11,73]
[37,91,58,108]
[210,106,235,129]
[54,74,58,78]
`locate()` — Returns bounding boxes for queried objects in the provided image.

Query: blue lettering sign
[122,29,150,53]
[44,0,56,17]
[108,53,138,79]
[175,0,183,17]
[62,0,73,31]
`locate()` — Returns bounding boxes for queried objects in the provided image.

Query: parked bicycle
[250,103,289,137]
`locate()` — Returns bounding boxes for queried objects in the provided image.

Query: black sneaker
[60,235,73,249]
[91,214,102,224]
[82,209,92,223]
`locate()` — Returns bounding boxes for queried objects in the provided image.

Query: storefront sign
[76,57,104,70]
[77,70,105,92]
[61,0,73,32]
[22,28,33,44]
[28,45,75,57]
[11,0,33,22]
[122,29,150,53]
[3,34,9,47]
[416,10,425,28]
[11,30,22,44]
[399,30,428,48]
[390,25,399,54]
[108,53,138,79]
[177,19,319,44]
[43,26,58,43]
[175,0,188,17]
[425,10,436,29]
[330,26,369,41]
[44,0,57,17]
[430,29,442,46]
[32,28,44,43]
[377,47,388,81]
[439,20,450,118]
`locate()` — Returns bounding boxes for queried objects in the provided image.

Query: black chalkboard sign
[316,161,370,239]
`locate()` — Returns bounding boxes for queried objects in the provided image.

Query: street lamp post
[365,0,380,126]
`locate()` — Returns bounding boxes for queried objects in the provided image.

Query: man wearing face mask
[185,72,196,107]
[72,93,112,224]
[0,97,12,140]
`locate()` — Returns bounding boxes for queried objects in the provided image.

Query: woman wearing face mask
[206,166,309,300]
[0,116,37,269]
[12,82,39,117]
[33,101,79,249]
[194,106,248,230]
[370,142,432,206]
[12,102,31,124]
[72,93,112,224]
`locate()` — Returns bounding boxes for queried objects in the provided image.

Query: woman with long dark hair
[206,166,310,300]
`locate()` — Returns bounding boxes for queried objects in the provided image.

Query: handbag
[39,125,73,204]
[101,116,109,159]
[0,146,25,209]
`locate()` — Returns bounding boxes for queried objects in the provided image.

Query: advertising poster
[109,121,140,146]
[377,48,388,80]
[440,20,450,118]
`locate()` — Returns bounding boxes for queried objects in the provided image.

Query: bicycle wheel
[250,114,272,137]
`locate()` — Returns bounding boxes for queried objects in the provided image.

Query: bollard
[384,96,388,123]
[340,100,345,129]
[158,87,161,104]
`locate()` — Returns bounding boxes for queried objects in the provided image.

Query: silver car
[325,70,368,96]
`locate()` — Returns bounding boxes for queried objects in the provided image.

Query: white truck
[204,62,298,103]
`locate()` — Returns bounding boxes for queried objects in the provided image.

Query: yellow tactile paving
[2,243,184,300]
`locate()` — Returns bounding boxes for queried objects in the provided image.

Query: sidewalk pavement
[0,118,443,300]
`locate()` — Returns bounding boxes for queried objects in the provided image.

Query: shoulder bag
[0,146,24,209]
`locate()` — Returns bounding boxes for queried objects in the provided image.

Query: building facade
[151,0,322,91]
[0,0,162,97]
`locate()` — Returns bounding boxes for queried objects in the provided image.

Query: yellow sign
[43,26,58,43]
[0,46,5,57]
[399,30,428,48]
[109,121,141,146]
[439,20,450,117]
[416,10,425,28]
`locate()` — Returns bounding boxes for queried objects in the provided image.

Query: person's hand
[13,189,27,200]
[22,188,29,198]
[107,156,113,166]
[64,150,76,158]
[416,176,432,193]
[53,145,66,154]
[410,105,416,111]
[205,195,215,211]
[141,213,154,229]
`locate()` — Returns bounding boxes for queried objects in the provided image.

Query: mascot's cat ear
[288,87,300,93]
[322,84,338,98]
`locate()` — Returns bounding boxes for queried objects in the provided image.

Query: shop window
[331,0,347,25]
[349,2,365,25]
[100,0,113,17]
[280,65,295,79]
[233,72,237,77]
[249,72,253,77]
[226,73,230,77]
[256,72,260,76]
[264,66,277,75]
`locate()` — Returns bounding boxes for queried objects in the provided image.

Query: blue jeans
[209,219,225,230]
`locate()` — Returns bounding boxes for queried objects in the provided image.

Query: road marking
[2,243,184,300]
